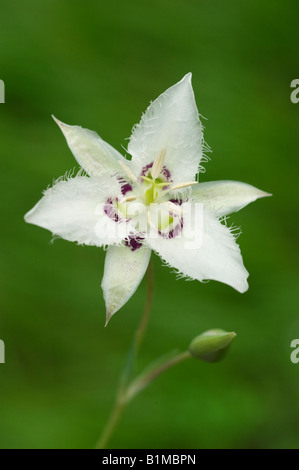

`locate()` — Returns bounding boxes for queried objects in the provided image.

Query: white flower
[25,74,270,324]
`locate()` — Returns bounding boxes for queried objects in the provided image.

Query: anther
[151,148,166,179]
[170,181,198,191]
[120,195,137,203]
[118,160,137,182]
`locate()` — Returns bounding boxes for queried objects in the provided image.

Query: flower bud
[189,329,236,362]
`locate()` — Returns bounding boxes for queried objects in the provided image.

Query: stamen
[170,181,198,191]
[151,148,166,179]
[118,160,137,182]
[156,181,197,202]
[155,181,172,188]
[119,195,137,203]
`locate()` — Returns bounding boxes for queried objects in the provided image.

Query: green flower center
[142,176,170,206]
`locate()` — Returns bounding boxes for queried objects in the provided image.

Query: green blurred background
[0,0,298,449]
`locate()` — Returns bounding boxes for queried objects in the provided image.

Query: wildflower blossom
[25,74,270,324]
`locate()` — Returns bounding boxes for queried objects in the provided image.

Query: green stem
[95,261,191,449]
[95,261,154,449]
[135,260,154,353]
[125,351,191,403]
[95,350,191,449]
[119,260,154,391]
[95,398,125,450]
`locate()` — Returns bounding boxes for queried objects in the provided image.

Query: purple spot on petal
[121,183,133,195]
[158,218,184,239]
[104,198,119,222]
[168,219,184,238]
[104,197,130,223]
[125,234,144,251]
[140,162,172,182]
[169,198,183,206]
[140,162,153,177]
[117,176,133,195]
[162,166,171,180]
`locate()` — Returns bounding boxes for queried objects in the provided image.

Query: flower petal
[101,245,151,324]
[191,180,271,217]
[25,175,134,246]
[53,116,125,177]
[128,73,204,183]
[147,208,248,293]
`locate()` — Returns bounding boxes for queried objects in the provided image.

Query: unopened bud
[189,329,236,362]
